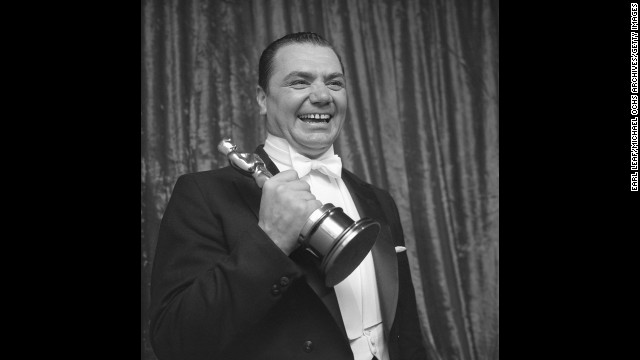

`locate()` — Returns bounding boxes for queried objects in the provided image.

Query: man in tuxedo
[149,32,428,360]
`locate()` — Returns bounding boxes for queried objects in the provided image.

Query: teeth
[298,114,332,121]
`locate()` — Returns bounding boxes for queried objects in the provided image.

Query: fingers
[270,169,299,181]
[263,169,311,193]
[258,170,323,255]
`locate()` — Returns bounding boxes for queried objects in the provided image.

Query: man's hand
[258,170,322,255]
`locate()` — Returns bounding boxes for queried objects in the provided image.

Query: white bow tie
[290,152,342,179]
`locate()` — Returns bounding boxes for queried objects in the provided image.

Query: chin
[303,137,334,148]
[293,140,331,156]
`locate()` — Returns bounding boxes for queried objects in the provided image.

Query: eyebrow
[283,71,345,81]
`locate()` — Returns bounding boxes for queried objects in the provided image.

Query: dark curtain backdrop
[141,0,499,359]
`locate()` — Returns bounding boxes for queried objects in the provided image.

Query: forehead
[271,44,342,77]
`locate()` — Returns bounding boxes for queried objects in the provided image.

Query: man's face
[257,44,347,159]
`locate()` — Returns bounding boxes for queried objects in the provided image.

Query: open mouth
[297,113,332,123]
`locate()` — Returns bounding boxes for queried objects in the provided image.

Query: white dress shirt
[263,134,389,360]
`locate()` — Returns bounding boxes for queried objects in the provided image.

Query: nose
[309,84,332,105]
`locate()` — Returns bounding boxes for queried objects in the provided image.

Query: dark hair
[258,32,345,93]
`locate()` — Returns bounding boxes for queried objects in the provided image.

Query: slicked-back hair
[258,32,345,94]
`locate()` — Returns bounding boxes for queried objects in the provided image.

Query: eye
[326,80,344,91]
[289,80,310,89]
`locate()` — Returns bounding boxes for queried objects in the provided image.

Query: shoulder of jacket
[178,166,240,181]
[172,167,247,193]
[342,168,389,195]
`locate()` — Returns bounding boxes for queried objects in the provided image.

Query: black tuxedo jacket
[149,146,427,360]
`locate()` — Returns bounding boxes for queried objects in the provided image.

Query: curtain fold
[141,1,499,359]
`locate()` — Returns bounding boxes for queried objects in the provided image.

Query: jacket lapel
[255,144,281,176]
[342,170,399,337]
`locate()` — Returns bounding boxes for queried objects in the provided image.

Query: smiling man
[257,42,347,158]
[150,32,428,360]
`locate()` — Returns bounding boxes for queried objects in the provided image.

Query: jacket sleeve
[148,173,303,360]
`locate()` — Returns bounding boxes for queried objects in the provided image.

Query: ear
[256,86,267,115]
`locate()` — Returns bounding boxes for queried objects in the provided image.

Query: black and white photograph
[141,0,499,359]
